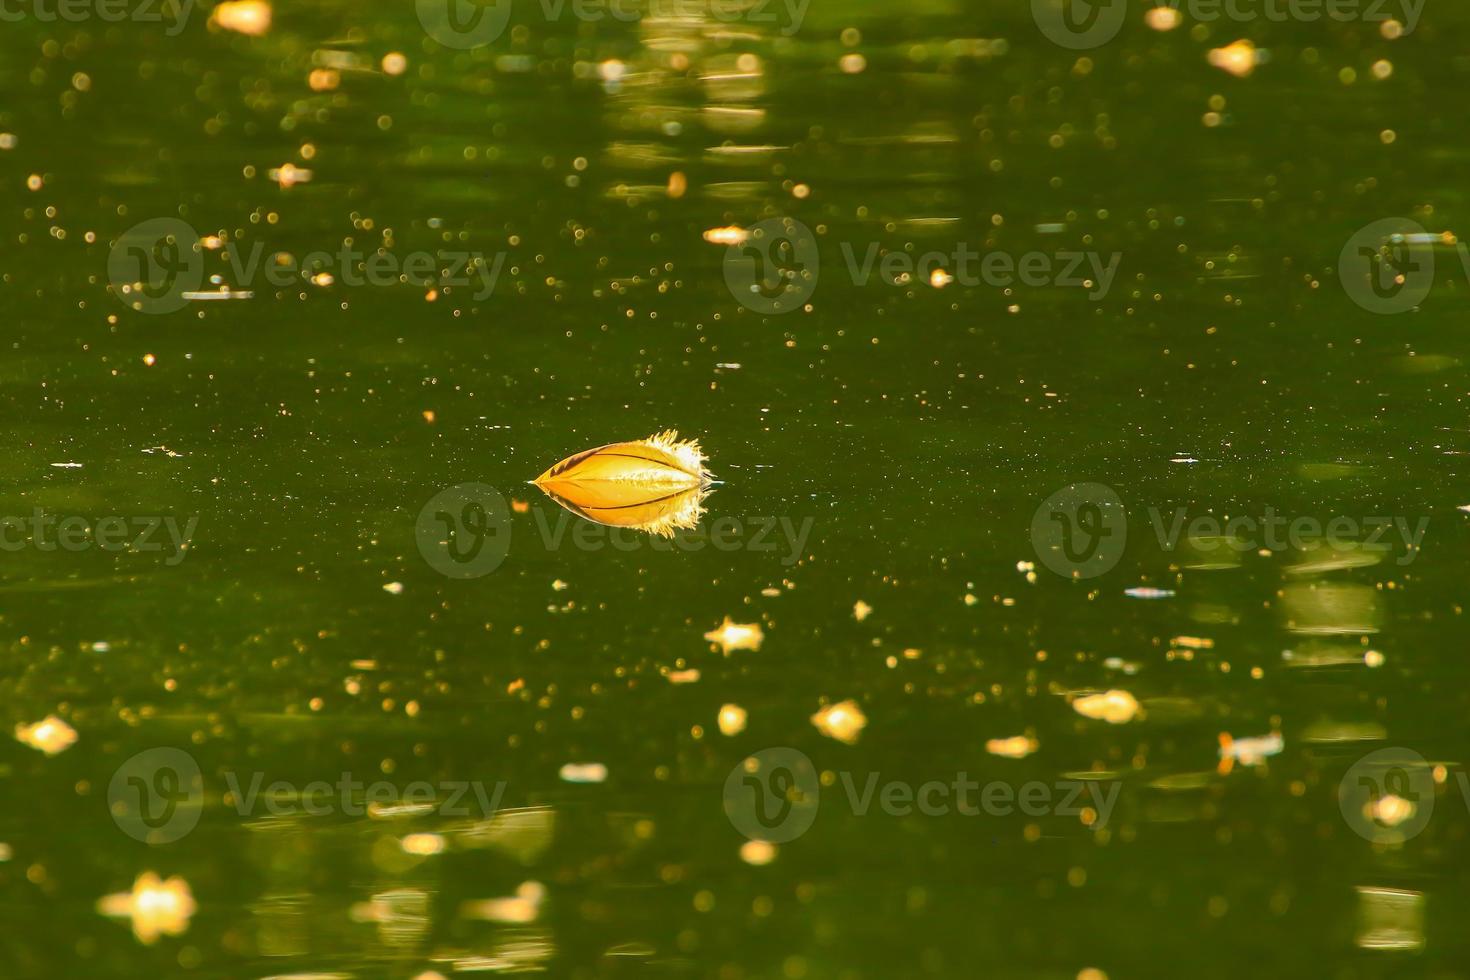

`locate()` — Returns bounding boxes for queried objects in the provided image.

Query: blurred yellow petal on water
[15,715,77,755]
[210,0,271,35]
[703,617,764,654]
[1208,39,1258,77]
[533,430,712,537]
[702,225,748,245]
[986,735,1038,759]
[812,699,867,743]
[1145,5,1181,30]
[718,703,748,735]
[1072,690,1140,724]
[97,872,195,945]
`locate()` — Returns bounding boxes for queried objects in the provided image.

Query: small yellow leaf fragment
[401,832,445,856]
[986,735,1038,759]
[97,872,195,945]
[811,699,867,744]
[702,225,748,245]
[210,0,271,35]
[740,840,777,865]
[853,600,872,622]
[1370,794,1415,827]
[718,703,748,736]
[1208,39,1258,77]
[1145,5,1181,30]
[463,881,545,923]
[559,762,608,784]
[1072,690,1140,724]
[269,163,311,188]
[15,715,77,755]
[704,617,764,654]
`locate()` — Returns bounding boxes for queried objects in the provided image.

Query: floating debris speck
[97,872,195,945]
[703,617,764,654]
[1209,39,1259,77]
[718,703,748,736]
[1217,731,1283,773]
[986,735,1039,759]
[15,715,77,755]
[702,225,748,246]
[559,762,608,784]
[1072,690,1140,724]
[811,699,867,744]
[210,1,271,35]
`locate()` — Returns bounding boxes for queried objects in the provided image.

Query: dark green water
[3,1,1470,977]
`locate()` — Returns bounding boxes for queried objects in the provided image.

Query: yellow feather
[532,431,713,537]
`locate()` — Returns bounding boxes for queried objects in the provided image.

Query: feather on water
[532,431,713,537]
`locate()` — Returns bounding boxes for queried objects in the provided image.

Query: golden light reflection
[986,735,1038,759]
[210,0,271,35]
[1355,886,1424,950]
[463,881,546,923]
[14,714,77,755]
[811,700,867,744]
[1072,690,1140,724]
[704,617,764,654]
[718,703,748,736]
[97,872,196,945]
